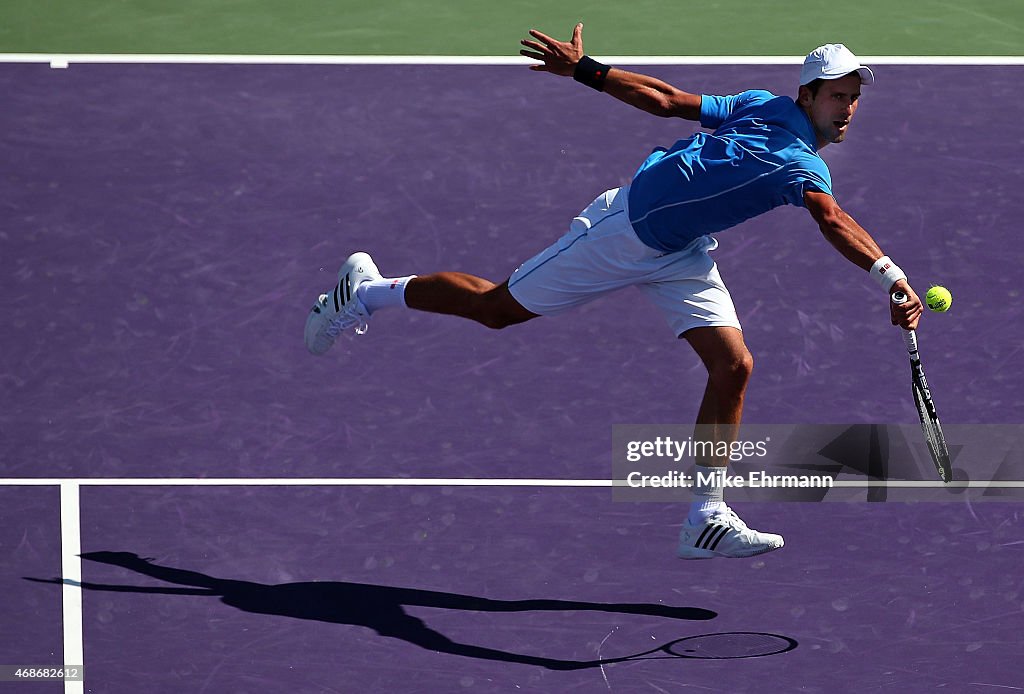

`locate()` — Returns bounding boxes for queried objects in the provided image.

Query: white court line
[0,54,1022,67]
[59,482,84,694]
[3,478,1024,487]
[7,478,611,486]
[832,480,1024,488]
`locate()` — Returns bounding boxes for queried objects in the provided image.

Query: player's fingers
[528,29,558,46]
[520,40,548,54]
[890,305,905,326]
[895,303,922,329]
[520,49,547,61]
[571,22,583,46]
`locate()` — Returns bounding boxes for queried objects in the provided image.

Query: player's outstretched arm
[520,23,702,120]
[804,190,923,329]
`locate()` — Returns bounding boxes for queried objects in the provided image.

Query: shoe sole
[304,296,331,355]
[677,539,784,560]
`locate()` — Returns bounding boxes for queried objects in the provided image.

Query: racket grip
[890,291,919,353]
[901,327,918,353]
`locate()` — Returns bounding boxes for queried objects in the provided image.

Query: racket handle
[900,327,918,353]
[890,291,919,353]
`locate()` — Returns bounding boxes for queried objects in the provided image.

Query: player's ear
[797,85,813,107]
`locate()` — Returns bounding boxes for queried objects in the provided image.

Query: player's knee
[711,351,753,390]
[467,294,508,329]
[737,351,754,379]
[475,286,531,329]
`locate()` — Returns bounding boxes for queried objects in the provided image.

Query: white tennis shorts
[507,186,740,337]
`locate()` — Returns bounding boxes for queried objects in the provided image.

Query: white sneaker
[304,252,381,355]
[677,506,784,559]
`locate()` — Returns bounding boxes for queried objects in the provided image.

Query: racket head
[662,632,797,659]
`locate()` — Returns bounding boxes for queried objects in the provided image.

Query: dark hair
[803,78,826,97]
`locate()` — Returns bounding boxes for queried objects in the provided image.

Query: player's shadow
[26,551,716,670]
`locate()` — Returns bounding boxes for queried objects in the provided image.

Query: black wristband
[573,55,611,91]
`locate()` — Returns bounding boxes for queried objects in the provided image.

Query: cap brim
[799,65,875,86]
[856,65,875,85]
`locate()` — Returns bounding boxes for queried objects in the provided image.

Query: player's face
[799,73,862,149]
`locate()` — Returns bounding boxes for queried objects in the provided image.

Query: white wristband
[870,255,907,291]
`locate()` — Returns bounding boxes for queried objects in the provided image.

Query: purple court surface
[2,64,1023,691]
[0,486,64,693]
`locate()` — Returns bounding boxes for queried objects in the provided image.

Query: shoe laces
[325,300,369,338]
[710,506,749,532]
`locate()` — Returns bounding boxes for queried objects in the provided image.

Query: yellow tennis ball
[925,285,952,312]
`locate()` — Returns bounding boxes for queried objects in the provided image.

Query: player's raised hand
[520,23,585,76]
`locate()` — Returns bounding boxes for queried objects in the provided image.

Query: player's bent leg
[305,253,540,355]
[676,326,783,558]
[683,326,753,457]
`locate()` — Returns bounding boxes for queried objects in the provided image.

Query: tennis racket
[891,290,952,483]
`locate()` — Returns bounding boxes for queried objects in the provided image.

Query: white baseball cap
[800,44,874,86]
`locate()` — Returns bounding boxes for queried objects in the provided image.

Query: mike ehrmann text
[624,470,835,488]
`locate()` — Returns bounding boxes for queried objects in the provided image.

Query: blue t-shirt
[627,90,833,252]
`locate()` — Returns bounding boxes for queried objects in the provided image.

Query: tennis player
[304,25,924,558]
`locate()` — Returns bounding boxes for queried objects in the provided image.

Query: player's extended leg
[304,252,538,355]
[305,187,642,355]
[404,274,537,329]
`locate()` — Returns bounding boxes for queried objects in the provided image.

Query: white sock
[688,464,726,525]
[355,276,416,314]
